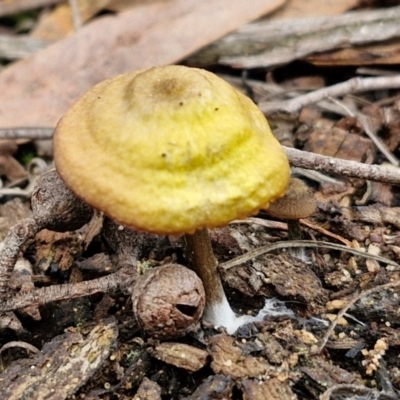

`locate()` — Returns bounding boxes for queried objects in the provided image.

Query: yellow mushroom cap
[54,65,290,234]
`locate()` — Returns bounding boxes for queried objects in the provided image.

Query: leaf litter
[1,1,400,399]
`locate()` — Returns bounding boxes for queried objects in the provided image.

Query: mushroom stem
[185,228,266,334]
[185,228,224,306]
[287,220,306,260]
[287,220,302,241]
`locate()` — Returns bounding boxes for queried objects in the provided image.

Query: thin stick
[260,75,400,114]
[219,240,399,271]
[0,128,54,140]
[327,97,399,166]
[0,271,125,312]
[68,0,83,30]
[284,147,400,186]
[315,278,400,354]
[300,219,352,247]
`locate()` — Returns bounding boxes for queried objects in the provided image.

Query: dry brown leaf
[0,140,27,182]
[307,38,400,66]
[32,0,113,41]
[0,0,284,128]
[270,0,360,20]
[305,125,376,163]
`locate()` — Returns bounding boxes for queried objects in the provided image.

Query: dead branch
[0,271,126,312]
[285,147,400,186]
[188,6,400,68]
[0,218,41,295]
[0,170,93,294]
[260,75,400,114]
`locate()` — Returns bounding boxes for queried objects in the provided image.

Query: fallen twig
[300,219,353,247]
[0,127,54,140]
[260,75,400,114]
[327,97,399,166]
[0,271,127,312]
[284,147,400,186]
[219,240,399,271]
[189,6,400,68]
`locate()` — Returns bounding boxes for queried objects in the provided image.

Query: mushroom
[53,65,290,334]
[265,177,316,259]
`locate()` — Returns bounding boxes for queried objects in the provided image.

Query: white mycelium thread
[204,294,294,334]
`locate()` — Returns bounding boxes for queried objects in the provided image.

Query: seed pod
[132,264,205,339]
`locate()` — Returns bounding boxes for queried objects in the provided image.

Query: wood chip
[150,342,208,372]
[242,378,297,400]
[209,334,273,379]
[132,377,162,400]
[0,317,118,400]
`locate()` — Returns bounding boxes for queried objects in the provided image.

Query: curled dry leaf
[132,264,205,339]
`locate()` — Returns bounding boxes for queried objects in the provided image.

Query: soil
[0,186,400,399]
